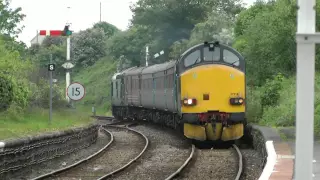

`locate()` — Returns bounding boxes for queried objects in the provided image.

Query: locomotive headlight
[230,98,244,105]
[183,98,197,106]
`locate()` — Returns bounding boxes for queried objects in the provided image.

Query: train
[111,41,246,142]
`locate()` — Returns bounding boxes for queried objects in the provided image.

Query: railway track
[94,116,243,180]
[32,124,149,180]
[171,144,243,180]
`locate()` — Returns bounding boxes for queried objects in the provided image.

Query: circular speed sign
[67,82,85,101]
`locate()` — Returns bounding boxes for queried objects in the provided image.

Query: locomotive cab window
[203,47,220,62]
[223,49,240,66]
[184,50,201,67]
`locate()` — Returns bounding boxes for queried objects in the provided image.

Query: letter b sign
[67,83,85,101]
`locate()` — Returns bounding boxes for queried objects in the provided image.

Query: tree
[71,28,107,68]
[234,0,274,37]
[42,36,65,48]
[129,0,245,64]
[93,21,120,38]
[107,25,152,66]
[0,0,25,38]
[233,0,296,85]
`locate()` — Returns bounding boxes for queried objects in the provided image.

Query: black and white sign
[48,64,55,71]
[67,82,85,101]
[62,62,74,69]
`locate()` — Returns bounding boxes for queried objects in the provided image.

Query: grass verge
[0,107,96,140]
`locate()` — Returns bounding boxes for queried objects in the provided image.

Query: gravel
[107,123,191,180]
[176,147,238,180]
[5,129,110,180]
[240,149,264,180]
[45,127,146,180]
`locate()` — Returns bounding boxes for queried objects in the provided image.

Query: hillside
[72,57,117,115]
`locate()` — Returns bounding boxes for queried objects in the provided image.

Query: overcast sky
[10,0,256,47]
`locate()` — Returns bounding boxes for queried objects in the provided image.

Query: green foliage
[93,21,120,38]
[71,28,107,68]
[233,0,296,85]
[73,57,117,111]
[261,73,284,108]
[28,79,66,109]
[42,36,65,48]
[33,44,66,77]
[234,0,274,37]
[107,25,152,66]
[0,108,94,140]
[129,0,244,63]
[0,74,13,111]
[0,38,32,112]
[246,86,263,124]
[0,0,26,38]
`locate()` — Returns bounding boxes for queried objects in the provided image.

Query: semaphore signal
[39,25,72,36]
[39,24,74,104]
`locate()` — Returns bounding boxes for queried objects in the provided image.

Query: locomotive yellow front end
[178,42,246,142]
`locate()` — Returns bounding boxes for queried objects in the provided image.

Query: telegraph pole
[146,46,149,66]
[100,2,102,22]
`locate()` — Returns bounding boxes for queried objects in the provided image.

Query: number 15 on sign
[67,82,85,101]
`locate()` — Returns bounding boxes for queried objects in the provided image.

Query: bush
[246,85,263,123]
[261,73,284,108]
[0,74,14,111]
[28,78,67,109]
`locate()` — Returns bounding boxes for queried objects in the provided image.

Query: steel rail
[97,124,149,180]
[233,144,243,180]
[164,144,195,180]
[31,127,114,180]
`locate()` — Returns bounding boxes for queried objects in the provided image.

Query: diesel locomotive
[111,41,246,142]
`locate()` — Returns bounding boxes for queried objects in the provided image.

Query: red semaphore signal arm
[39,30,63,36]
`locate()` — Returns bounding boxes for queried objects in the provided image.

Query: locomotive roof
[142,60,176,74]
[180,42,244,59]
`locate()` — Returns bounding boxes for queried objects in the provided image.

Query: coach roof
[142,60,176,74]
[124,66,146,76]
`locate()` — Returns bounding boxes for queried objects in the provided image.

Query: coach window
[203,47,220,62]
[184,50,200,67]
[111,82,113,97]
[223,49,239,66]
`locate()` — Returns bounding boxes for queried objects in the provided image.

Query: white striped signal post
[296,0,319,179]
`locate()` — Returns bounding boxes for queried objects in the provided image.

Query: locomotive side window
[184,50,200,67]
[223,49,239,66]
[203,47,220,61]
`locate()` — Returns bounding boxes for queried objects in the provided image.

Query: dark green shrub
[261,73,284,108]
[0,74,13,111]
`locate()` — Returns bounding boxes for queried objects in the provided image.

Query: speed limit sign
[67,82,85,101]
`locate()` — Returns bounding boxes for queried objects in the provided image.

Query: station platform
[256,126,319,180]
